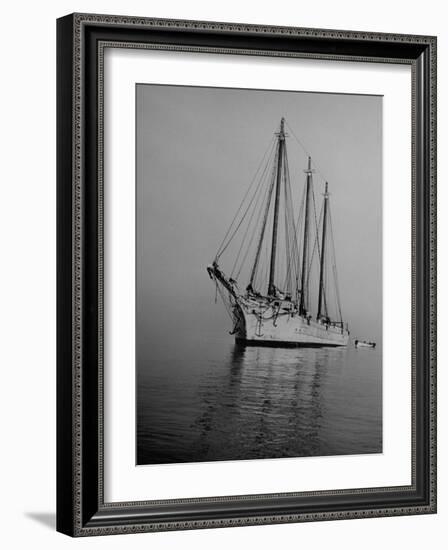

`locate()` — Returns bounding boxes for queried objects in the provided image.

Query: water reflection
[137,340,381,465]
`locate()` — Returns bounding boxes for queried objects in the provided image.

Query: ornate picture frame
[57,13,436,536]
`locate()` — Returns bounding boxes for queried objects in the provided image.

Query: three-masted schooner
[207,118,350,347]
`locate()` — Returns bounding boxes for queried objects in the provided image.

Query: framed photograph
[57,13,437,536]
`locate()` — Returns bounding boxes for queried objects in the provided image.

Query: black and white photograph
[136,83,382,465]
[0,0,440,545]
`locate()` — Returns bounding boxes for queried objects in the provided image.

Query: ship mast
[299,156,313,315]
[268,117,286,296]
[317,182,329,319]
[248,160,276,289]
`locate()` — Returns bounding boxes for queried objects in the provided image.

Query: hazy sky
[136,84,382,351]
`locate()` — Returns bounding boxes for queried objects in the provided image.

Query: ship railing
[317,318,348,332]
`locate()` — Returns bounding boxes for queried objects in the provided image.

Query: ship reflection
[230,341,247,366]
[192,342,345,461]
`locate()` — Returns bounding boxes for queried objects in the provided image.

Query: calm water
[137,330,382,465]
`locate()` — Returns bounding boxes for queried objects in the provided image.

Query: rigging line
[215,136,275,258]
[254,230,266,291]
[231,149,275,277]
[282,148,290,292]
[285,121,330,189]
[288,178,300,264]
[294,183,307,300]
[215,137,276,258]
[260,218,271,293]
[284,203,293,292]
[286,152,299,293]
[322,236,329,318]
[294,183,307,254]
[219,140,276,262]
[216,285,235,322]
[283,177,291,293]
[328,204,343,323]
[305,186,323,295]
[237,177,273,281]
[212,277,234,320]
[255,234,265,292]
[306,201,324,305]
[322,261,329,318]
[331,263,339,324]
[328,205,342,321]
[247,145,280,273]
[285,121,329,187]
[217,144,275,261]
[323,214,329,317]
[234,159,274,280]
[282,151,295,293]
[249,145,279,286]
[254,207,269,292]
[316,187,330,319]
[333,270,339,323]
[284,151,300,295]
[320,251,329,319]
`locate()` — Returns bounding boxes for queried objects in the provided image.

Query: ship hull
[233,299,349,347]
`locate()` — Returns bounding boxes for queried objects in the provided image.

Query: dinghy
[354,339,376,349]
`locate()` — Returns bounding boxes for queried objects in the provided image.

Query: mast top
[324,181,329,196]
[276,117,286,141]
[304,156,315,174]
